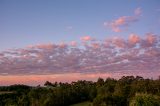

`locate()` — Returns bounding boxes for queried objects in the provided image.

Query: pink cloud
[129,33,140,44]
[112,37,126,48]
[70,41,77,46]
[59,42,68,48]
[146,48,160,56]
[80,36,92,41]
[0,53,4,57]
[106,16,138,32]
[28,43,55,50]
[105,8,141,32]
[146,33,156,44]
[91,42,100,49]
[140,33,157,48]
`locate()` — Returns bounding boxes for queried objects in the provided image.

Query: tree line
[0,76,160,106]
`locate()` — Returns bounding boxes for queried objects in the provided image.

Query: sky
[0,0,160,85]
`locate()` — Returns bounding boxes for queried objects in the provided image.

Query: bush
[129,93,160,106]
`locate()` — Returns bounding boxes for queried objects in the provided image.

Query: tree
[97,78,104,87]
[44,81,53,87]
[129,93,160,106]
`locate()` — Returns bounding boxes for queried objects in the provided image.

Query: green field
[70,101,92,106]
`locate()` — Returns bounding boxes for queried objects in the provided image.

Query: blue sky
[0,0,160,50]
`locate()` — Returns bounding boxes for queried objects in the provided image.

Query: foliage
[0,76,160,106]
[70,101,92,106]
[129,93,160,106]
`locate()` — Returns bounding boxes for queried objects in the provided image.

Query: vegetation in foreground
[0,76,160,106]
[70,101,92,106]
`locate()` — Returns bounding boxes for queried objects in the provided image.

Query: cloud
[105,16,138,32]
[146,33,156,44]
[140,33,158,48]
[27,43,56,50]
[0,53,4,57]
[70,41,77,46]
[112,37,126,48]
[91,42,100,49]
[129,33,140,44]
[104,8,141,32]
[59,42,68,48]
[80,36,92,41]
[0,34,160,78]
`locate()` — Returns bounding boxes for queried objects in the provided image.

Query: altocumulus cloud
[0,34,160,77]
[104,7,142,32]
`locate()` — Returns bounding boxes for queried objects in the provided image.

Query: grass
[70,101,92,106]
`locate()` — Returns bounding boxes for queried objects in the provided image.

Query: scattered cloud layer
[104,8,142,32]
[0,34,160,77]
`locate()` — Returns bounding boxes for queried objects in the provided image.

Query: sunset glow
[0,0,160,85]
